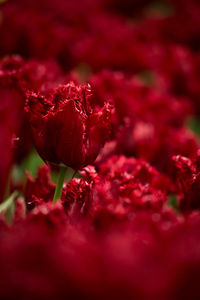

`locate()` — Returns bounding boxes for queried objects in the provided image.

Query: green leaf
[138,70,156,87]
[12,148,44,185]
[167,194,178,211]
[22,149,44,177]
[145,1,174,17]
[0,191,18,225]
[186,116,200,137]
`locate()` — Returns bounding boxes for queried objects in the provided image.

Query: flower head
[25,82,112,170]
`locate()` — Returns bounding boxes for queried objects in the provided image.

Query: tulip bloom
[25,82,112,170]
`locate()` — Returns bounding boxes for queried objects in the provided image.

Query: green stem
[53,165,67,203]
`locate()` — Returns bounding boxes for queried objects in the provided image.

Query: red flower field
[1,0,200,299]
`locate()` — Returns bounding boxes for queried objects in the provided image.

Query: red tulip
[25,82,112,170]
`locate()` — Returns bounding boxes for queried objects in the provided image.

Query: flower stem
[53,165,67,203]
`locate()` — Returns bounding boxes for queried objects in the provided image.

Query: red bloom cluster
[1,0,200,299]
[173,152,200,212]
[0,56,64,200]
